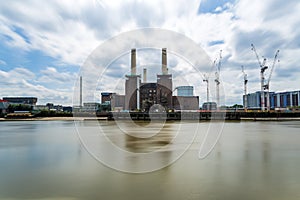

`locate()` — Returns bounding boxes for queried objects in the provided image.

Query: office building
[3,97,38,105]
[244,90,300,109]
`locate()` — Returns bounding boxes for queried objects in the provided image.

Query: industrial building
[123,48,173,111]
[173,96,199,110]
[244,90,300,109]
[101,92,114,104]
[3,97,38,105]
[176,86,194,96]
[82,102,100,112]
[104,48,199,112]
[0,100,9,114]
[110,94,125,111]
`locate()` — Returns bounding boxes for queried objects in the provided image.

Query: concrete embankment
[241,117,300,121]
[1,111,300,121]
[108,111,300,121]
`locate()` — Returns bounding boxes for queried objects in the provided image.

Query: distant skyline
[0,0,299,105]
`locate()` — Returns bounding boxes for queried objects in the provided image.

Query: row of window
[273,94,299,107]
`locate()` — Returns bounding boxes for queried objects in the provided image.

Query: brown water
[0,120,299,200]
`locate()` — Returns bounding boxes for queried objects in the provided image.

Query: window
[280,95,284,107]
[287,94,291,106]
[292,93,298,107]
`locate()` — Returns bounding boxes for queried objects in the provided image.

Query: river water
[0,120,299,200]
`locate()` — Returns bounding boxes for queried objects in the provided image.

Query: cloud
[0,1,100,65]
[0,67,74,105]
[0,0,299,105]
[39,67,77,84]
[0,67,35,83]
[0,59,6,65]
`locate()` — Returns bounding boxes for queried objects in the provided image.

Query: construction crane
[264,50,280,111]
[214,50,222,109]
[203,74,209,102]
[241,65,248,111]
[203,58,217,103]
[251,44,268,111]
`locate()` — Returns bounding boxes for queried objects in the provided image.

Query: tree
[7,104,32,113]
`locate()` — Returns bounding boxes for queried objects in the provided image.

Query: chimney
[80,76,82,107]
[143,68,147,83]
[131,49,136,75]
[162,48,167,75]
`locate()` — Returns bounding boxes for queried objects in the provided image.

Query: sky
[0,0,299,106]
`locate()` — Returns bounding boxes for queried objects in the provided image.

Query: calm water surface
[0,120,299,200]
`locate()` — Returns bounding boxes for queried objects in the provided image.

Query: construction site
[96,44,300,121]
[242,44,300,111]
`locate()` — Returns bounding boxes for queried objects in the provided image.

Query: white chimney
[162,48,167,75]
[131,49,136,75]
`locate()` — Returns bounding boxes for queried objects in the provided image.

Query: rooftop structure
[3,97,38,105]
[176,86,194,96]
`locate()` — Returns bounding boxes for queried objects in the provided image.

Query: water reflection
[77,120,190,173]
[121,121,174,153]
[0,121,300,200]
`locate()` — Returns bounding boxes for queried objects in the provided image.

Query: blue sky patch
[208,40,225,46]
[12,25,31,44]
[198,0,236,14]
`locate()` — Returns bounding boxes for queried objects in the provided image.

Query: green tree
[7,104,32,113]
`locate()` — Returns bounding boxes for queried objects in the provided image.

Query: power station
[104,48,199,112]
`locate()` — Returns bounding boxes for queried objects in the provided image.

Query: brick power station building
[103,48,199,112]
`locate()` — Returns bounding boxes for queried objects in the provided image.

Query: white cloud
[0,1,100,65]
[0,0,299,105]
[0,67,35,83]
[0,59,6,65]
[39,67,77,84]
[0,67,74,105]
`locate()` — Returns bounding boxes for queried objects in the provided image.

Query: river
[0,120,299,200]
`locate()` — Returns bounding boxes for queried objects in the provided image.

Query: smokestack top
[80,76,82,107]
[131,49,136,75]
[162,48,167,75]
[143,68,147,83]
